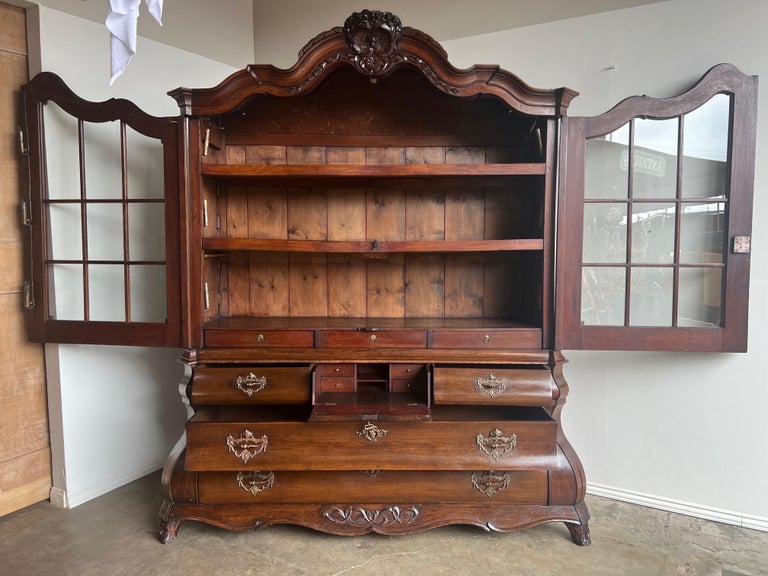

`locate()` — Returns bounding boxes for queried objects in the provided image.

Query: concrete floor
[0,472,766,576]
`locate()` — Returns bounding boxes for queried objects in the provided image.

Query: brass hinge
[203,199,208,227]
[20,200,31,226]
[23,281,35,310]
[18,127,28,155]
[203,282,210,311]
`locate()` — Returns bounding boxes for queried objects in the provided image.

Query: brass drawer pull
[471,470,511,497]
[236,471,275,496]
[475,373,507,397]
[476,428,517,462]
[226,429,268,463]
[357,422,388,443]
[236,372,267,396]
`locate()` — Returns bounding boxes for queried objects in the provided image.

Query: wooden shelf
[200,163,546,178]
[202,238,544,253]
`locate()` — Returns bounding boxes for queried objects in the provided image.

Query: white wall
[443,0,768,529]
[32,6,239,507]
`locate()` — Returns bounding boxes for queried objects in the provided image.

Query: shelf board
[202,238,544,253]
[200,163,546,178]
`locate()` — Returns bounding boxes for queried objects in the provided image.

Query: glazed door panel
[556,64,757,352]
[21,73,183,346]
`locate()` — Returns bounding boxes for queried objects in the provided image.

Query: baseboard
[587,483,768,533]
[64,461,165,509]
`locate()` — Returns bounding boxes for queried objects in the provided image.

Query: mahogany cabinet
[19,11,757,545]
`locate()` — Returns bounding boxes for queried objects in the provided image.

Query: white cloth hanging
[106,0,163,85]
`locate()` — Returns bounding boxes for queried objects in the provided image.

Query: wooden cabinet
[19,10,757,546]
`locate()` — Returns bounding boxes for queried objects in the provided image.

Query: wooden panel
[226,252,250,316]
[248,252,289,316]
[445,189,484,241]
[246,145,286,164]
[287,145,325,164]
[289,253,328,316]
[247,186,286,239]
[225,145,246,164]
[406,147,445,164]
[327,254,366,317]
[0,4,26,55]
[366,255,405,317]
[405,254,444,318]
[367,188,405,240]
[444,255,485,317]
[327,188,366,241]
[446,146,485,164]
[0,449,51,517]
[431,329,542,350]
[406,189,444,241]
[287,188,327,240]
[326,147,365,164]
[197,469,548,505]
[365,146,404,164]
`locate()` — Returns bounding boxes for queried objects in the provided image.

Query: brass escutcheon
[236,372,267,396]
[357,422,388,442]
[471,470,511,497]
[236,471,275,496]
[475,373,507,397]
[226,429,268,463]
[476,428,517,462]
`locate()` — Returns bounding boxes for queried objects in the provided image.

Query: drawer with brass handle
[191,366,311,405]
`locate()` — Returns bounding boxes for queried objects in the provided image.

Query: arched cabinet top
[168,10,578,118]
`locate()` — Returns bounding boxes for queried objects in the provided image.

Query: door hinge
[23,281,35,310]
[20,200,31,226]
[203,282,210,311]
[18,127,28,156]
[203,199,209,227]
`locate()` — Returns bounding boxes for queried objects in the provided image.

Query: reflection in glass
[48,203,82,260]
[83,121,123,199]
[682,94,729,199]
[633,118,678,199]
[583,203,627,263]
[87,203,124,261]
[48,264,84,320]
[679,202,725,264]
[130,265,167,322]
[126,127,164,199]
[43,102,80,200]
[581,267,625,326]
[88,265,125,321]
[631,203,675,264]
[678,268,722,327]
[585,123,629,199]
[629,267,673,326]
[129,203,165,261]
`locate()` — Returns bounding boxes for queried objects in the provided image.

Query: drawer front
[197,469,548,505]
[315,377,355,393]
[317,330,427,348]
[191,366,311,404]
[433,367,556,406]
[205,329,315,348]
[185,418,557,471]
[315,364,355,377]
[430,329,541,349]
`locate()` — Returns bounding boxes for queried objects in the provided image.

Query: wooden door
[0,2,51,516]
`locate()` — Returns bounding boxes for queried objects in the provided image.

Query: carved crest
[343,10,403,74]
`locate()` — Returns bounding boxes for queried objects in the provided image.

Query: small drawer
[433,367,557,406]
[315,377,356,393]
[205,329,315,348]
[390,364,425,379]
[430,329,541,349]
[191,366,311,404]
[315,364,355,377]
[317,330,427,348]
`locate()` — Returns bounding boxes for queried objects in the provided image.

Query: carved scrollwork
[343,10,403,75]
[356,422,389,443]
[471,470,511,497]
[323,505,420,528]
[226,429,268,463]
[476,428,517,462]
[475,373,507,397]
[236,372,267,396]
[236,471,275,496]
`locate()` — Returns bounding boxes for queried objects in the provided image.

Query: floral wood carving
[322,505,420,528]
[343,10,403,75]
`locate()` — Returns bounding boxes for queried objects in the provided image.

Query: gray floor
[0,472,766,576]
